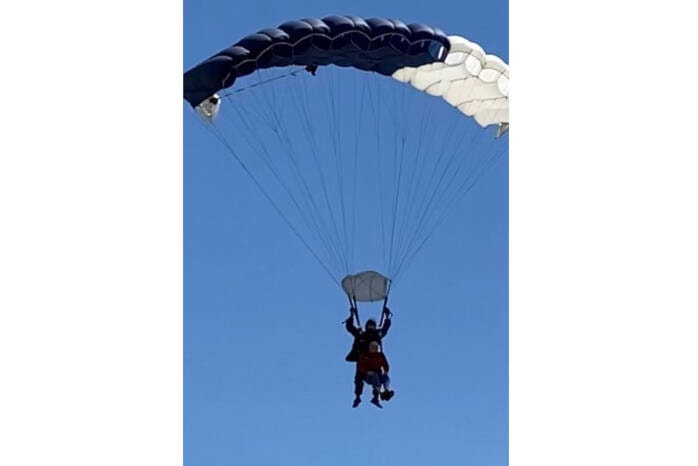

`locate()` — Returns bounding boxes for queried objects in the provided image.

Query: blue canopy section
[183,15,451,107]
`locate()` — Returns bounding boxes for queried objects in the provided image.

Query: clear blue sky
[183,2,508,465]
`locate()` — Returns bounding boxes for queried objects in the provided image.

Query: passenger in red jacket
[353,341,395,408]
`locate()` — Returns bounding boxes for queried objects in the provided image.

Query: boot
[370,388,382,408]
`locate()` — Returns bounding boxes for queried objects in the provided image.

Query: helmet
[365,319,377,329]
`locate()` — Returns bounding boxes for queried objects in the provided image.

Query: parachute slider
[341,271,391,303]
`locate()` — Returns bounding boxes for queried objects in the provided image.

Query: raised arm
[344,308,360,337]
[380,307,392,337]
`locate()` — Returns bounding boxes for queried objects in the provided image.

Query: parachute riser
[378,280,392,327]
[379,300,390,327]
[348,294,361,328]
[343,288,392,330]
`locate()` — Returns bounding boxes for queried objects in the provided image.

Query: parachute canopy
[341,271,391,303]
[183,15,509,289]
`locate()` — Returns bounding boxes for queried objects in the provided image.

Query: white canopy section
[341,271,391,302]
[392,35,509,128]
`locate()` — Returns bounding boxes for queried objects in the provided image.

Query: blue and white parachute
[183,15,509,301]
